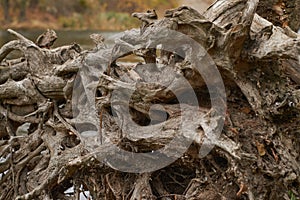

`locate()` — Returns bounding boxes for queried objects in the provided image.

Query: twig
[0,104,40,124]
[99,107,104,145]
[7,29,33,44]
[10,145,17,198]
[53,102,82,141]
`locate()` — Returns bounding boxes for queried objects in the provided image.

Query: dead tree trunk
[0,0,299,200]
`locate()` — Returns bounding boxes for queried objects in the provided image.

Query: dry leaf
[229,127,239,135]
[236,183,248,197]
[241,107,251,114]
[255,141,266,156]
[271,148,279,162]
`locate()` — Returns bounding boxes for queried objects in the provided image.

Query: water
[0,29,142,63]
[0,29,120,50]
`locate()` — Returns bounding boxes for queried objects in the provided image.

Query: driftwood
[0,0,300,199]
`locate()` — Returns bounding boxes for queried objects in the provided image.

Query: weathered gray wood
[0,0,299,199]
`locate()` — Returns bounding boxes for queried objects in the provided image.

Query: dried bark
[0,0,299,200]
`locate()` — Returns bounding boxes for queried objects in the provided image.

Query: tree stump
[0,1,299,199]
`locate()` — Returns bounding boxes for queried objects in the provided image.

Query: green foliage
[149,0,178,8]
[0,0,179,30]
[79,0,88,8]
[59,13,85,29]
[99,0,178,12]
[96,11,139,30]
[288,191,297,200]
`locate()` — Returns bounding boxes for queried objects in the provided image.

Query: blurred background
[0,0,213,48]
